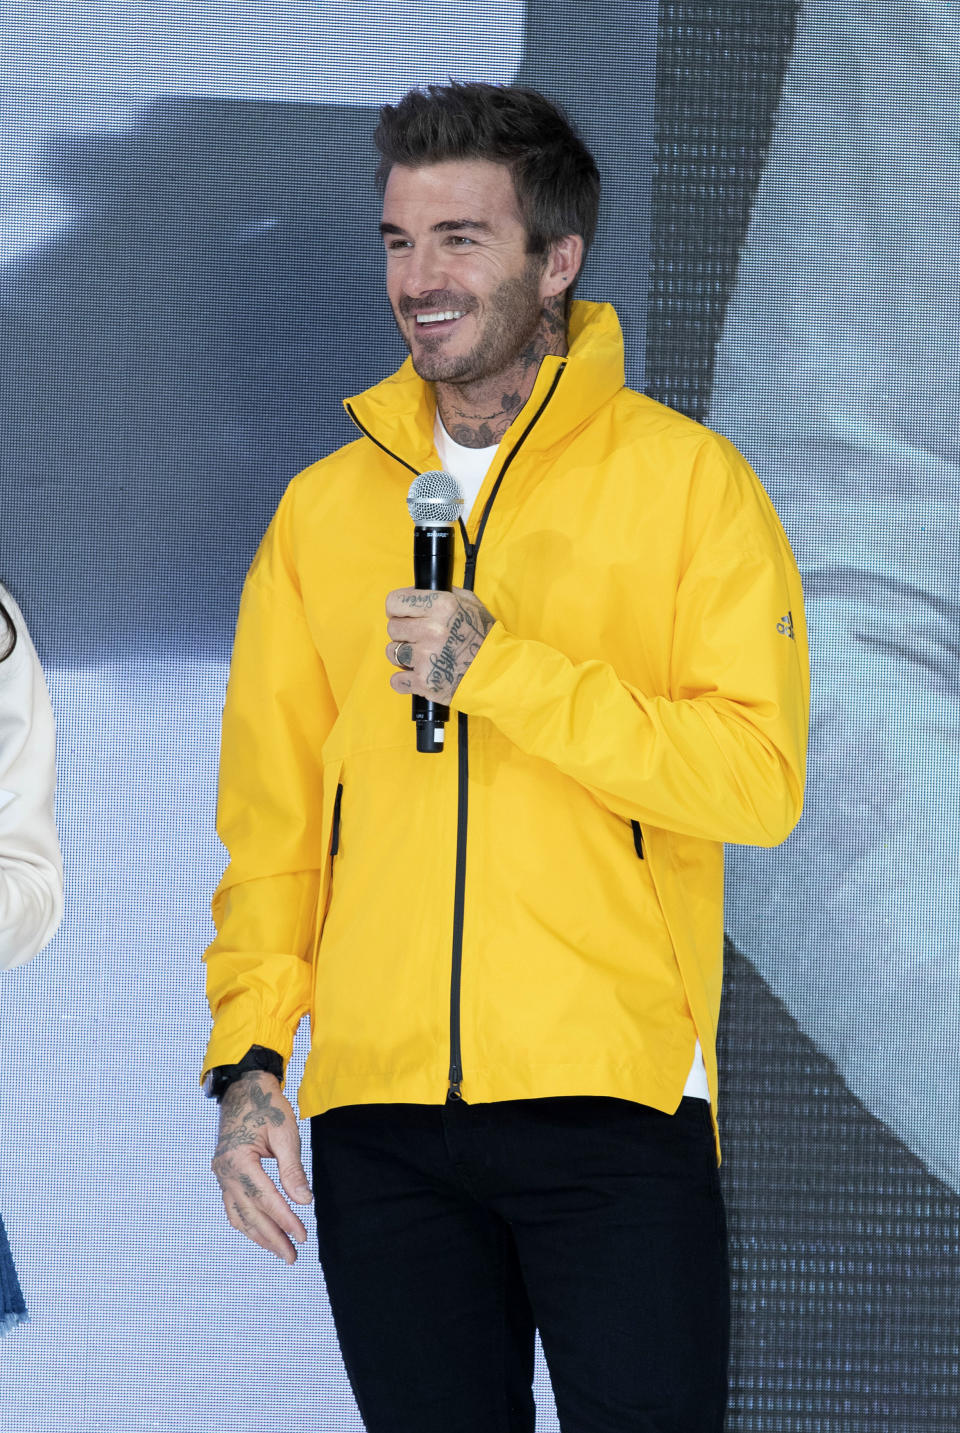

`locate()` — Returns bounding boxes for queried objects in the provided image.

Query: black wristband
[203,1045,284,1102]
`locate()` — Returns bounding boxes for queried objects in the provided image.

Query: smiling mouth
[414,310,466,328]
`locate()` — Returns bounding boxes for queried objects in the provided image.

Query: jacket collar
[344,300,626,473]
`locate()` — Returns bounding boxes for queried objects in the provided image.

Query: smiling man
[201,83,809,1433]
[380,157,574,412]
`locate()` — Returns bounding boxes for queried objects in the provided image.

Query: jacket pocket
[331,781,344,858]
[631,819,644,860]
[311,760,344,956]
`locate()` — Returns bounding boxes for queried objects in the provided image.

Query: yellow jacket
[202,302,809,1133]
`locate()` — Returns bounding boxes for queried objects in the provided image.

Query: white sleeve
[0,594,64,970]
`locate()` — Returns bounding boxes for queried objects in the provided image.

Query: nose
[404,241,449,297]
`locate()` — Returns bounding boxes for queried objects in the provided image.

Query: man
[202,83,808,1432]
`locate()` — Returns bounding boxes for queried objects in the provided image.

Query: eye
[447,235,474,247]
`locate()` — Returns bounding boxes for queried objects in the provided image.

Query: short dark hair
[374,82,601,262]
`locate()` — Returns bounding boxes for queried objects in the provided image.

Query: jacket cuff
[452,620,564,726]
[199,1006,298,1088]
[453,620,520,711]
[203,1045,285,1101]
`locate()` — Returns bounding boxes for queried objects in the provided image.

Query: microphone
[406,469,464,753]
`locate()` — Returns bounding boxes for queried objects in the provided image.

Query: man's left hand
[386,587,495,704]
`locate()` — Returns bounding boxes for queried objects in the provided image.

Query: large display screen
[1,3,956,1429]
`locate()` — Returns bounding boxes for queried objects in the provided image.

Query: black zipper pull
[446,1065,463,1102]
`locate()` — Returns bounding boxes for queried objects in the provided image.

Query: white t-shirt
[433,413,498,522]
[432,417,710,1104]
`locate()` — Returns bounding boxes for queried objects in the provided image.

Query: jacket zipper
[631,819,644,860]
[347,367,568,1104]
[446,364,566,1101]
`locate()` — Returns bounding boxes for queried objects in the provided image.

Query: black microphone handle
[412,524,455,753]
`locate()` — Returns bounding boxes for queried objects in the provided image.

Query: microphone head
[407,469,463,526]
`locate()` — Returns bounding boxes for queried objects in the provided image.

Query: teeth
[415,310,464,324]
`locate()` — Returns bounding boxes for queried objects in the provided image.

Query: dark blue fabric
[0,1211,27,1334]
[311,1096,728,1433]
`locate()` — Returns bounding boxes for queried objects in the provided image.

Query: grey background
[1,0,956,1429]
[647,2,959,1427]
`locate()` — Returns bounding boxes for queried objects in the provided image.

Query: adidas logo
[776,611,795,639]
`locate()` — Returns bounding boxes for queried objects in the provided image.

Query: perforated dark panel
[646,1,801,418]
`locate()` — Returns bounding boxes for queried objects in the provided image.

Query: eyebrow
[379,219,494,236]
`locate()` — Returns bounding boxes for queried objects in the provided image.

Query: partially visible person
[0,583,63,1332]
[0,586,62,969]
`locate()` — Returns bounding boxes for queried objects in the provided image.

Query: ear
[539,233,585,300]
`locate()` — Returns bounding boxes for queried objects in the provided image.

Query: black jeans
[310,1096,729,1433]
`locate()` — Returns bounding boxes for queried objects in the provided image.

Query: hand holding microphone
[386,470,495,753]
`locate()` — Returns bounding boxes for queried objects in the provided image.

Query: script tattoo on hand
[427,596,495,699]
[385,587,495,701]
[398,591,440,610]
[237,1171,259,1200]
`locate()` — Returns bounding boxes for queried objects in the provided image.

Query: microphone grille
[407,469,463,525]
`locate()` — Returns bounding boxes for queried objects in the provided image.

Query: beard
[397,258,546,385]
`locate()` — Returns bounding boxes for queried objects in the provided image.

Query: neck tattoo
[436,295,567,449]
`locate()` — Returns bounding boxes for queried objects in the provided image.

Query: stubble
[399,262,567,448]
